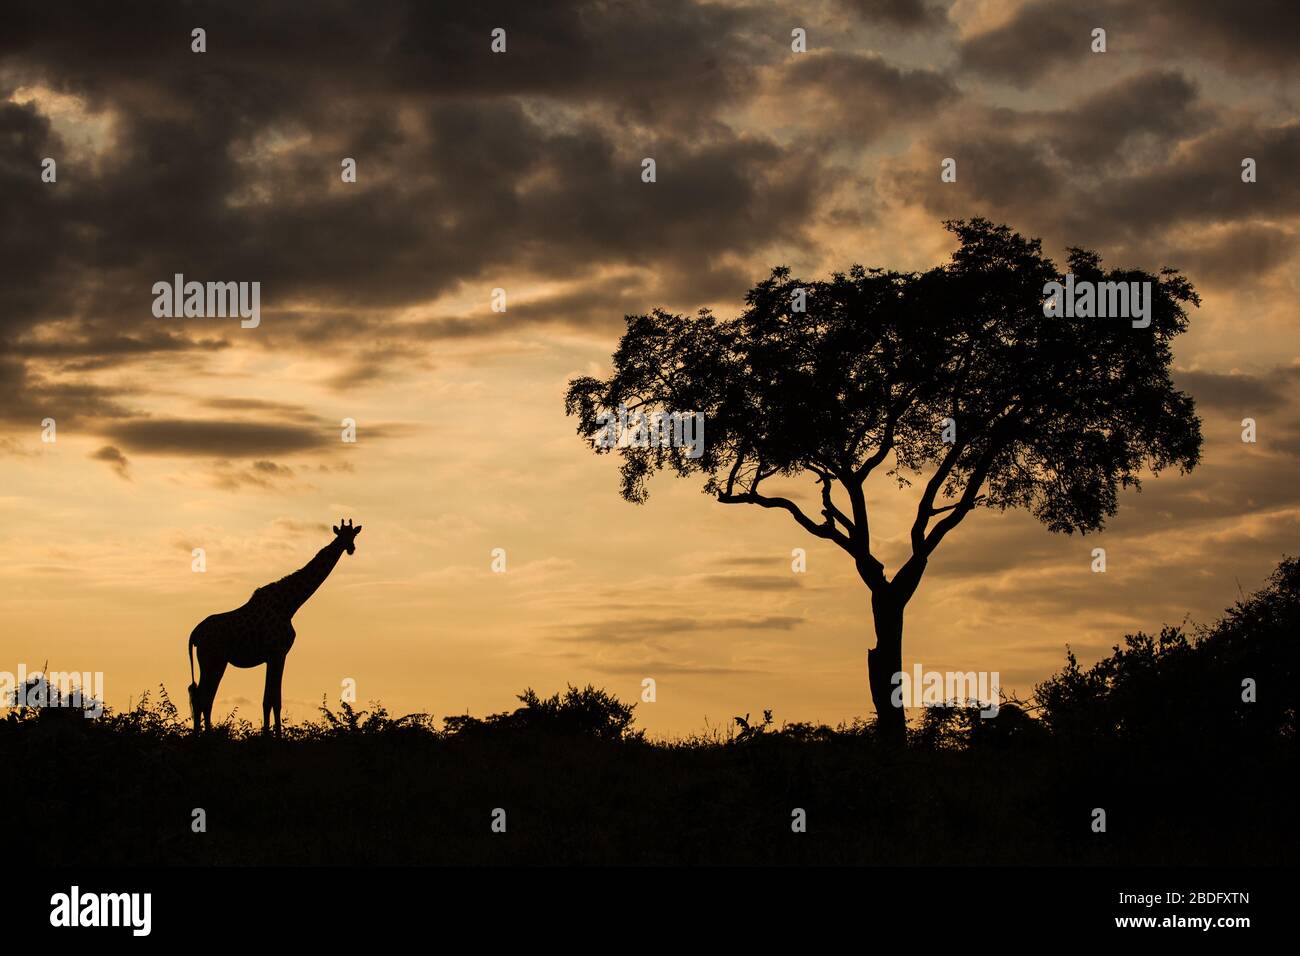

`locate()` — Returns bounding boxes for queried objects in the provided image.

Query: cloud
[957,2,1101,84]
[88,444,129,479]
[700,573,803,592]
[270,517,331,535]
[555,614,804,646]
[881,75,1300,268]
[200,396,311,415]
[0,0,806,361]
[13,331,228,363]
[592,659,762,676]
[1087,123,1300,239]
[0,357,137,426]
[1174,368,1291,414]
[1035,70,1210,168]
[210,459,299,492]
[958,0,1300,85]
[769,52,959,137]
[837,0,946,29]
[8,0,1288,430]
[1162,224,1300,289]
[101,419,331,457]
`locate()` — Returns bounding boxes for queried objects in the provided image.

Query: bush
[443,684,641,742]
[1034,556,1300,748]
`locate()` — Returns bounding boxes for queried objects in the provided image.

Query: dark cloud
[958,0,1300,85]
[718,555,790,570]
[3,0,1297,501]
[1037,70,1210,168]
[1175,368,1290,414]
[211,459,298,491]
[886,71,1210,206]
[12,331,227,362]
[837,0,945,29]
[102,419,331,457]
[0,0,805,358]
[1162,224,1300,289]
[1088,123,1300,239]
[0,99,72,330]
[958,3,1109,85]
[884,74,1300,262]
[0,0,767,121]
[89,444,129,479]
[0,357,137,426]
[270,518,332,535]
[201,396,311,415]
[323,361,389,391]
[776,52,959,135]
[1163,0,1300,74]
[556,614,803,646]
[884,130,1063,225]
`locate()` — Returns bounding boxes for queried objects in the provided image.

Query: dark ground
[7,557,1298,865]
[3,688,1295,865]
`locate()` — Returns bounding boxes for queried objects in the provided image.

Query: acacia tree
[565,219,1202,742]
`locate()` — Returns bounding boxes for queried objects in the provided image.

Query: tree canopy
[565,218,1202,598]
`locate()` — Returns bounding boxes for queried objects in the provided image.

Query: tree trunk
[868,592,906,745]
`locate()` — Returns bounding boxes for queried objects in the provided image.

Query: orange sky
[3,0,1298,735]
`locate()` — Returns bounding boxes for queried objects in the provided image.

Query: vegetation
[3,559,1296,865]
[565,219,1203,741]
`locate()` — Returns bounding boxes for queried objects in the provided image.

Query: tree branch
[717,488,854,552]
[910,435,969,553]
[808,465,856,539]
[723,450,746,497]
[922,440,1003,556]
[822,464,887,590]
[909,400,1024,554]
[854,381,926,479]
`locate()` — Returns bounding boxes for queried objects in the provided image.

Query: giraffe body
[188,520,361,735]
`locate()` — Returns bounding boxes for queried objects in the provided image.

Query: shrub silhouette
[2,562,1296,864]
[732,709,775,742]
[1034,555,1300,748]
[311,698,437,737]
[915,699,1045,751]
[443,684,641,742]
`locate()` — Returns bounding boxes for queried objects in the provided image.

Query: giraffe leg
[263,655,285,737]
[272,655,286,737]
[197,656,227,733]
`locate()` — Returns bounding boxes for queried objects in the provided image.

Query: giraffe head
[332,518,363,555]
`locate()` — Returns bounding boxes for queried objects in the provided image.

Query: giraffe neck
[273,538,346,617]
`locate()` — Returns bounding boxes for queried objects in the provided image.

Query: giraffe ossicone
[187,519,363,735]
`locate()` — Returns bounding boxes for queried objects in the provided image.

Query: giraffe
[187,519,362,735]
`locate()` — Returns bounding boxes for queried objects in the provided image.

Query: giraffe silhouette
[187,519,362,735]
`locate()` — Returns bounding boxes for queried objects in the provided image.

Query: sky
[2,0,1298,736]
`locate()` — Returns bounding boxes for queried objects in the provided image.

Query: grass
[1,684,1294,865]
[6,558,1298,866]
